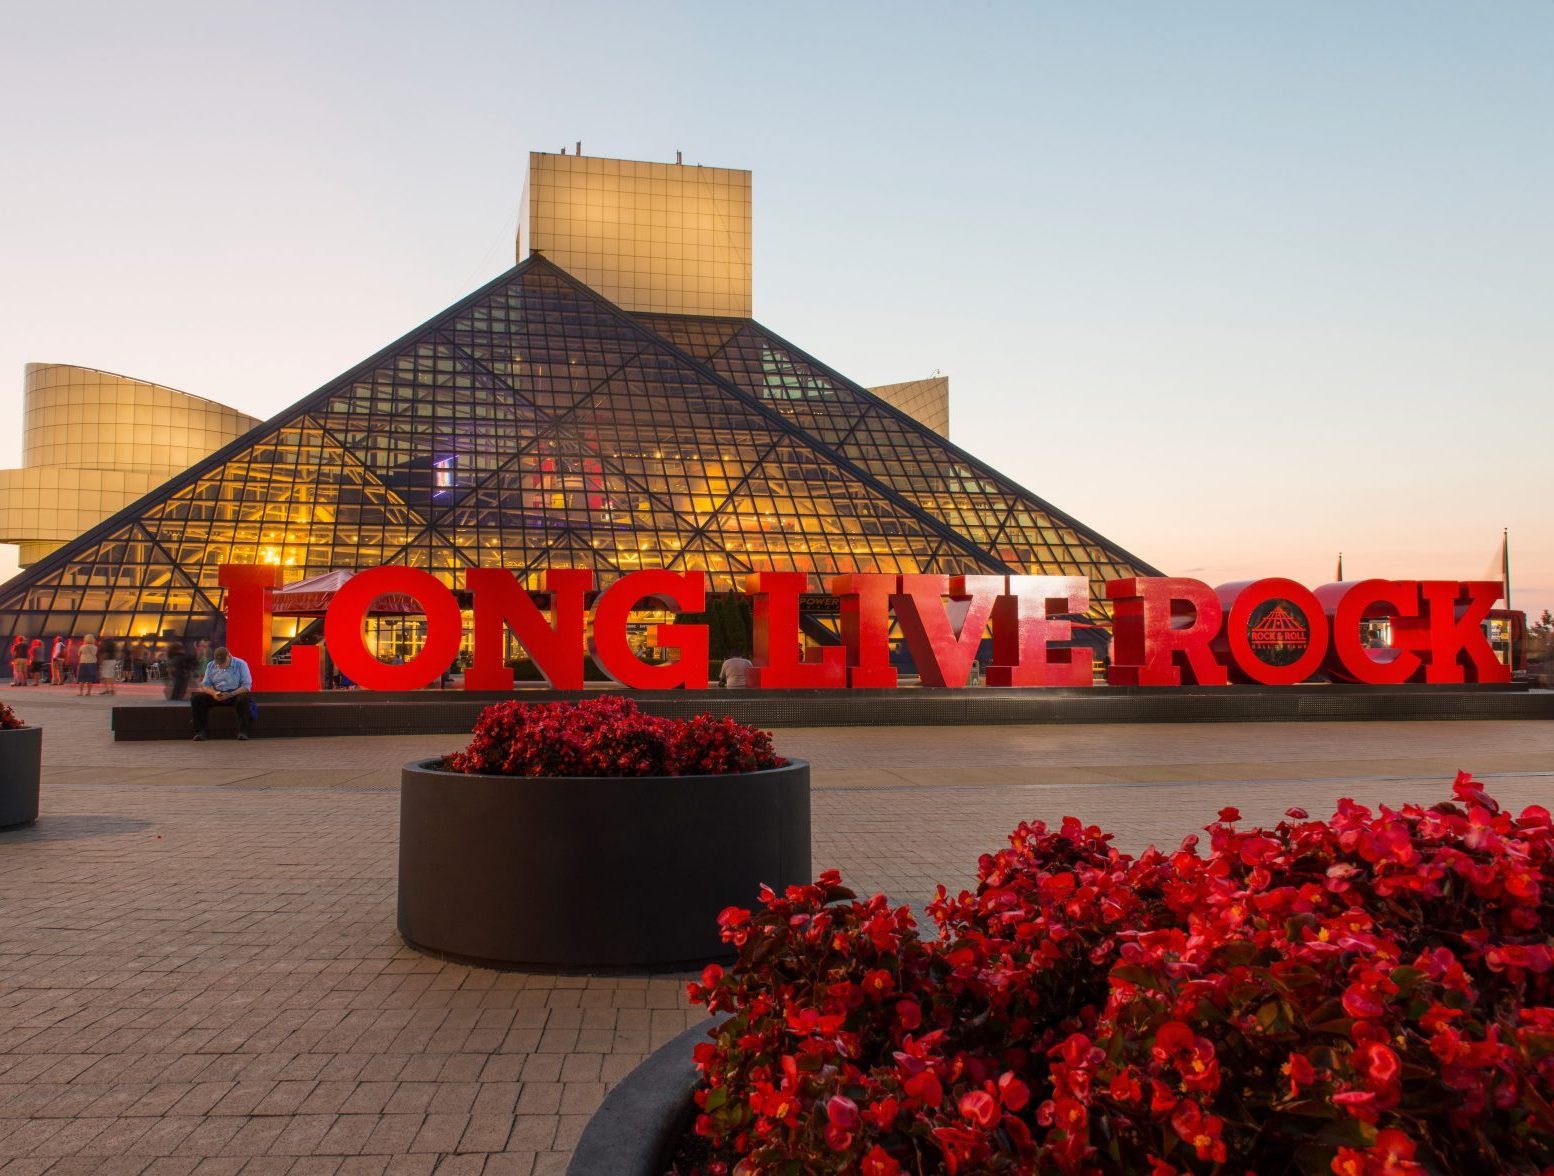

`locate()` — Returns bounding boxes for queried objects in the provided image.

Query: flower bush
[0,701,23,729]
[442,696,784,777]
[681,773,1554,1174]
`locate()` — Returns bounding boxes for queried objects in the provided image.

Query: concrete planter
[0,725,41,830]
[397,758,810,968]
[568,1017,720,1175]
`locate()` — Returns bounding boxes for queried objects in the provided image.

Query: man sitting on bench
[190,646,254,741]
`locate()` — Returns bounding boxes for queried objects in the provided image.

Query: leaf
[1309,1017,1354,1036]
[746,935,781,967]
[1282,1099,1340,1119]
[1315,1117,1377,1148]
[1110,964,1158,986]
[1301,998,1345,1027]
[1217,941,1261,967]
[1294,1143,1339,1174]
[1106,1030,1127,1064]
[1520,1080,1554,1130]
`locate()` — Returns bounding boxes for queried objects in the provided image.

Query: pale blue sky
[2,1,1549,616]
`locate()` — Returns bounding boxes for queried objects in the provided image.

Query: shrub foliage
[442,696,783,778]
[683,773,1554,1174]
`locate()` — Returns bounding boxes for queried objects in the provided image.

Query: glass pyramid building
[0,252,1159,648]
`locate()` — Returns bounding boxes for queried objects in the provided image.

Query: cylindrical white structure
[0,364,259,566]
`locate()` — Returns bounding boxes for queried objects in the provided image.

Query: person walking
[98,637,119,696]
[27,638,45,686]
[164,642,196,701]
[189,646,253,740]
[77,634,99,696]
[49,635,66,685]
[9,635,28,686]
[65,636,81,685]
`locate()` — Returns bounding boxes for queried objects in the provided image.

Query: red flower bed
[442,696,784,778]
[681,773,1554,1174]
[0,701,23,729]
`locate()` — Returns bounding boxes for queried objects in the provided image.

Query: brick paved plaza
[1,688,1550,1174]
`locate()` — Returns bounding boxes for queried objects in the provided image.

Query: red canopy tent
[269,570,425,616]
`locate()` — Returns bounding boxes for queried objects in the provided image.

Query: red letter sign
[465,568,592,690]
[219,564,320,691]
[323,567,462,691]
[832,573,897,688]
[891,574,1002,688]
[986,575,1093,687]
[1418,580,1509,684]
[1218,578,1329,686]
[592,570,709,689]
[746,572,845,688]
[1106,577,1228,686]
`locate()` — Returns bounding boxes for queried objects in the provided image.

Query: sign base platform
[110,684,1551,741]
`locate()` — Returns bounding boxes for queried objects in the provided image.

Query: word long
[220,565,1508,692]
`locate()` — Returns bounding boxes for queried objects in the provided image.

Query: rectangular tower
[518,151,752,317]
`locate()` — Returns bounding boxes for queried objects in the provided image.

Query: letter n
[465,568,592,690]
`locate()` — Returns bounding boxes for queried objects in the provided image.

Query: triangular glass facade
[0,257,1159,643]
[636,314,1155,586]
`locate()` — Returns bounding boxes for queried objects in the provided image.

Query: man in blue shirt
[190,646,254,741]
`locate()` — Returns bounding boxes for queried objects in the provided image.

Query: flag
[1502,528,1510,610]
[1485,529,1510,607]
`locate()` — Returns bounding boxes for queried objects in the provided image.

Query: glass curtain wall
[0,258,1158,644]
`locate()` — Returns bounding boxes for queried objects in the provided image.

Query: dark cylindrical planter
[398,759,810,968]
[569,1017,719,1175]
[0,725,42,830]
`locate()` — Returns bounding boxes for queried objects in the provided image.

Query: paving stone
[265,1113,336,1156]
[2,691,1551,1169]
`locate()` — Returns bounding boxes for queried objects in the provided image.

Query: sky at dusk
[1,1,1549,619]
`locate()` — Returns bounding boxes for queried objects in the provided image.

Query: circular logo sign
[1244,599,1312,668]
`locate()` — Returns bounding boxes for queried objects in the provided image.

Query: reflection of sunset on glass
[0,3,1547,623]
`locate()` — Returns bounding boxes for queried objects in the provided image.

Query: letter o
[1223,578,1329,686]
[324,567,462,691]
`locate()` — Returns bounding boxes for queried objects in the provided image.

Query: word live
[220,565,1509,693]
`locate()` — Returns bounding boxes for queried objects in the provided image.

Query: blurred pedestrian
[9,635,28,686]
[49,635,65,685]
[164,642,196,701]
[27,638,44,686]
[77,634,99,696]
[99,637,119,696]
